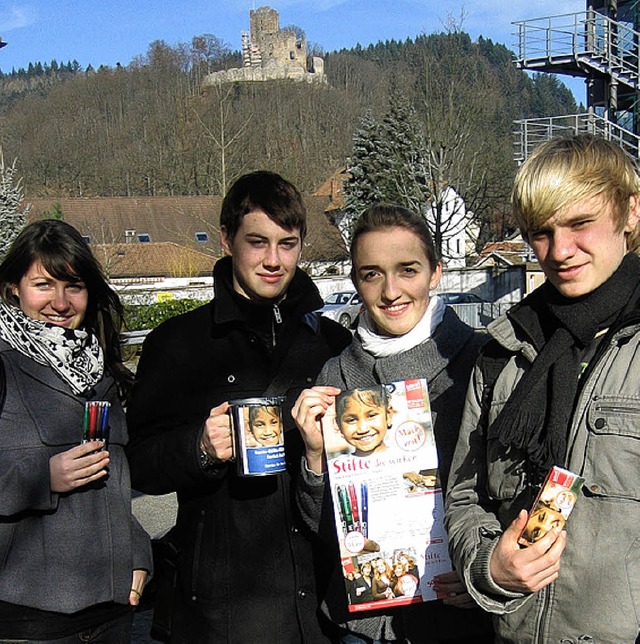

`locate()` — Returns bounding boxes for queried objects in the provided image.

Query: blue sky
[0,0,585,100]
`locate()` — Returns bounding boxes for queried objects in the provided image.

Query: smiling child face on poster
[335,388,392,457]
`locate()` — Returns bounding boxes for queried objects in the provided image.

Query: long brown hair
[0,219,133,399]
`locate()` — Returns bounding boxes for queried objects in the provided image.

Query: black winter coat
[126,257,351,644]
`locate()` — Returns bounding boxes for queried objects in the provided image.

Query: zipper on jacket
[272,304,283,346]
[190,513,205,599]
[594,402,640,416]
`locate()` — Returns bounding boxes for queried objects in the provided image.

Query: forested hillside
[0,30,576,238]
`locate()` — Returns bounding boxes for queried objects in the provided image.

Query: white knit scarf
[356,294,446,358]
[0,300,104,395]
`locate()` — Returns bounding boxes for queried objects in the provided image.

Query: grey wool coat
[0,338,151,614]
[297,307,494,643]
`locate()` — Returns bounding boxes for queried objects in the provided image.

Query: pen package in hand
[518,465,585,547]
[81,401,111,446]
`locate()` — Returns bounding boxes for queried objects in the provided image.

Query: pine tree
[378,95,431,213]
[344,97,432,241]
[342,111,386,242]
[0,151,29,259]
[342,93,483,264]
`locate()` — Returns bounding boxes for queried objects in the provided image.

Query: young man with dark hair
[445,135,640,643]
[126,171,351,643]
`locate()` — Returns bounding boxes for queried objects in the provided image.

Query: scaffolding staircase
[514,11,639,90]
[514,110,640,162]
[513,11,640,161]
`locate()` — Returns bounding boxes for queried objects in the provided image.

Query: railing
[514,111,640,162]
[514,11,640,89]
[448,302,514,329]
[121,329,150,346]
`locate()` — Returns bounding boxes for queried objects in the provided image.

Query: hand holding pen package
[321,379,451,613]
[81,401,111,446]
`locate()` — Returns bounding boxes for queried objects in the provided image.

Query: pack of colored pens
[81,401,111,445]
[321,379,452,612]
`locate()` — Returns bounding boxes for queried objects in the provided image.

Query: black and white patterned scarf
[0,300,104,395]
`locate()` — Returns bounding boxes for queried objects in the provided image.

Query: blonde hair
[512,135,640,251]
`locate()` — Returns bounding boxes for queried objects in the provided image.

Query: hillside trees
[0,30,576,210]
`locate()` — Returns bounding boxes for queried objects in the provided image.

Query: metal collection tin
[228,397,286,476]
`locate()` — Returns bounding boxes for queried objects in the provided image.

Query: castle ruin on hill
[202,6,325,86]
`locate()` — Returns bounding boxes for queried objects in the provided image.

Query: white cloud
[0,5,37,32]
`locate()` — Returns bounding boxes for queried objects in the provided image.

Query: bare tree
[193,85,253,195]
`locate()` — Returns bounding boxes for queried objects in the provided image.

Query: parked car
[438,292,486,305]
[319,291,362,328]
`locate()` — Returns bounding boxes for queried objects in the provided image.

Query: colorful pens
[82,401,111,445]
[336,481,369,537]
[360,482,368,538]
[348,482,359,529]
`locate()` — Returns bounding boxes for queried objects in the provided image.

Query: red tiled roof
[313,168,350,211]
[25,195,348,276]
[92,242,214,278]
[479,238,527,257]
[27,196,221,254]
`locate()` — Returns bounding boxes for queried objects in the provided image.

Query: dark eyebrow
[359,260,420,270]
[245,233,299,243]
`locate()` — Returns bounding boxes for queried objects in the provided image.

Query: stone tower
[203,5,325,86]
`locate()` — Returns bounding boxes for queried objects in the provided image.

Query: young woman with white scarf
[0,220,151,643]
[292,204,493,644]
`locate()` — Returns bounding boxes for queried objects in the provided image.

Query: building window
[195,232,209,243]
[82,235,91,244]
[138,233,151,243]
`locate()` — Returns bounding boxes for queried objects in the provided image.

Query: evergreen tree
[343,93,484,263]
[0,152,29,258]
[378,95,431,213]
[342,111,386,242]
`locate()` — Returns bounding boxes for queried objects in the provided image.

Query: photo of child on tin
[334,387,393,457]
[246,405,284,448]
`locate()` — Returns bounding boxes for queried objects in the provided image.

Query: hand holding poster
[321,378,451,613]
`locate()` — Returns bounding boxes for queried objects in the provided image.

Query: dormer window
[138,233,151,243]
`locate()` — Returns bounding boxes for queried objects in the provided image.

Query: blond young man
[445,135,640,643]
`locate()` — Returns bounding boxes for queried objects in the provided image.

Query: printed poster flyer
[321,378,451,613]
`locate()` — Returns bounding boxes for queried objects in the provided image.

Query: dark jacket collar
[211,256,324,332]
